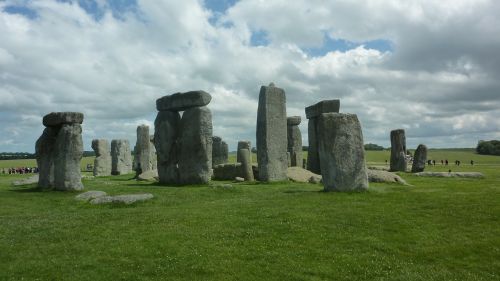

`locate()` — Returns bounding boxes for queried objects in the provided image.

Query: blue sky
[1,0,499,152]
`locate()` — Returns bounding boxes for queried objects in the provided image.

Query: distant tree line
[364,143,385,151]
[476,140,500,156]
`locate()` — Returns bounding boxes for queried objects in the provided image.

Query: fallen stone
[287,166,321,183]
[235,177,245,182]
[305,100,340,119]
[414,172,484,178]
[137,169,159,181]
[12,175,39,186]
[75,190,107,201]
[43,112,84,127]
[156,90,212,111]
[90,193,154,205]
[367,169,408,185]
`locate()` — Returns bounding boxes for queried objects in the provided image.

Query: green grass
[0,150,499,280]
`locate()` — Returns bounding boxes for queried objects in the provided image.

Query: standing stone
[390,129,407,172]
[256,84,288,182]
[317,113,368,192]
[212,136,229,167]
[53,124,84,191]
[238,148,254,181]
[35,127,59,189]
[134,125,154,174]
[91,139,111,177]
[154,111,181,184]
[287,116,303,167]
[111,139,133,175]
[149,135,157,170]
[178,106,213,184]
[237,141,251,163]
[411,144,428,173]
[306,100,340,174]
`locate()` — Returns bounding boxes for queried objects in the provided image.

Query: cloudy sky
[1,0,499,153]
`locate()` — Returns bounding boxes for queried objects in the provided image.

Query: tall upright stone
[390,129,407,172]
[178,106,213,184]
[36,112,84,191]
[411,144,428,173]
[154,111,181,184]
[238,148,254,181]
[237,141,251,163]
[256,83,288,182]
[111,139,133,175]
[53,123,84,191]
[287,116,303,167]
[92,139,111,176]
[305,100,340,174]
[149,135,157,170]
[212,136,228,167]
[317,113,368,192]
[134,125,155,174]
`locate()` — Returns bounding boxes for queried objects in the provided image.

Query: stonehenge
[154,90,213,185]
[411,144,428,173]
[236,141,251,164]
[91,139,111,176]
[35,112,84,191]
[305,100,340,174]
[133,125,156,175]
[287,116,302,167]
[390,129,407,172]
[256,83,288,182]
[317,113,368,192]
[111,139,133,175]
[212,136,228,167]
[238,148,254,181]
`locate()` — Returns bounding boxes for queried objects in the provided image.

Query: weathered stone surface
[390,129,407,172]
[156,90,212,111]
[36,127,59,189]
[238,148,254,181]
[137,169,158,181]
[92,139,111,177]
[111,139,133,175]
[305,100,340,119]
[53,124,84,191]
[317,113,368,192]
[12,175,39,186]
[154,111,181,184]
[367,169,408,185]
[212,136,229,167]
[75,190,107,201]
[90,193,154,205]
[43,112,84,127]
[178,106,213,184]
[306,118,320,174]
[414,172,484,178]
[411,144,427,173]
[235,177,245,182]
[213,163,242,180]
[287,122,303,167]
[256,84,288,182]
[287,116,301,126]
[287,166,321,183]
[134,125,155,174]
[149,135,157,171]
[236,141,251,163]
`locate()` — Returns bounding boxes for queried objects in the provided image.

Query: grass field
[0,149,499,280]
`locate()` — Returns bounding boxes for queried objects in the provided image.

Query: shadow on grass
[9,186,43,193]
[283,189,323,194]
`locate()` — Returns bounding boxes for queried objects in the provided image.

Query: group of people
[426,159,474,166]
[1,167,39,175]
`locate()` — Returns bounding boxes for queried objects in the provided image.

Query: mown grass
[0,150,499,280]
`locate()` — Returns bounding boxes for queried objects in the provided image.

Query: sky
[1,0,499,153]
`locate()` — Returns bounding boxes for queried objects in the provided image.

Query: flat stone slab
[156,91,212,111]
[305,100,340,119]
[75,190,107,201]
[43,112,84,127]
[367,169,408,185]
[414,172,484,178]
[287,116,301,126]
[137,169,158,181]
[287,167,321,183]
[90,193,154,205]
[12,175,39,186]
